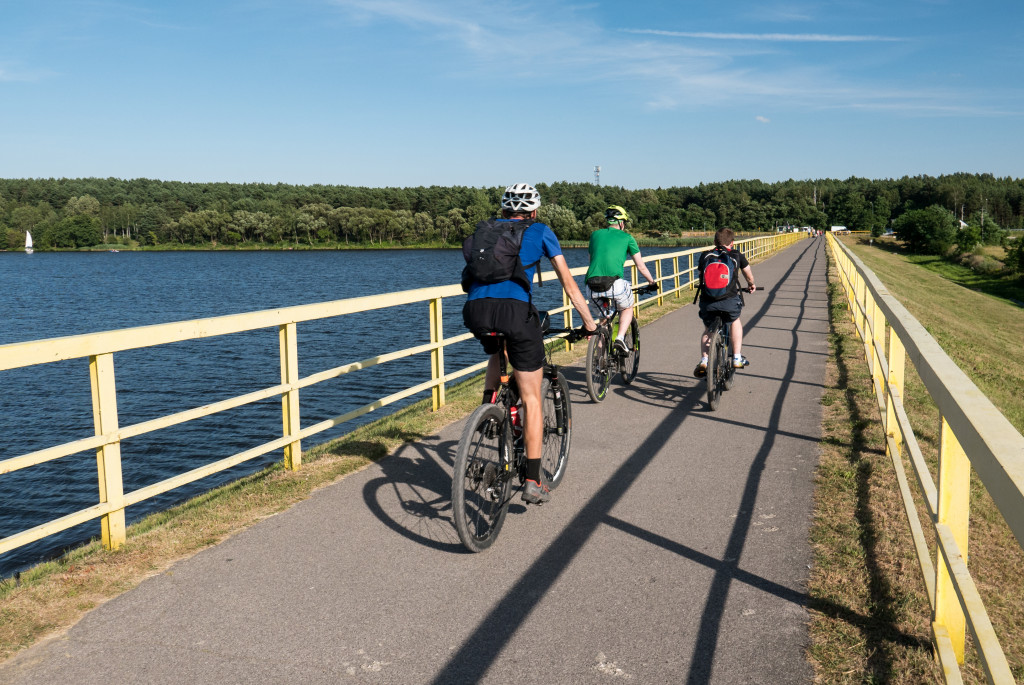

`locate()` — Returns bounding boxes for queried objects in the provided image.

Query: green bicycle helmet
[605,205,629,224]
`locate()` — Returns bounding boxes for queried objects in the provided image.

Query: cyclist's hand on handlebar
[747,283,757,293]
[568,326,595,343]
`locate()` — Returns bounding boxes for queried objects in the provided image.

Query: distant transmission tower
[594,165,601,186]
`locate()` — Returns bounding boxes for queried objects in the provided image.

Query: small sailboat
[25,231,33,254]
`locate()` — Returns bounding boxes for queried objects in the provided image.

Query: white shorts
[587,278,634,315]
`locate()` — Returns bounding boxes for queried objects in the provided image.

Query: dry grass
[0,281,701,666]
[808,240,1024,683]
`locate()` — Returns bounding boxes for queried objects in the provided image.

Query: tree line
[2,174,1022,255]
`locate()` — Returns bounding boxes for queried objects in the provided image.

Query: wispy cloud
[624,29,904,43]
[324,0,1012,116]
[0,63,50,82]
[756,115,770,123]
[749,4,815,23]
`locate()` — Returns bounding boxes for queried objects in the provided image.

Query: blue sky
[2,0,1022,189]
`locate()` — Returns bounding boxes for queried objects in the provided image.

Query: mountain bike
[451,315,586,553]
[585,283,659,402]
[705,286,764,411]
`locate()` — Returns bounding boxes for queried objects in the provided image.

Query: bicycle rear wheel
[452,403,513,552]
[540,372,572,489]
[620,318,640,385]
[585,329,612,402]
[706,328,723,411]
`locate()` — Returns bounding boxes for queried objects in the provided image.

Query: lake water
[0,247,684,577]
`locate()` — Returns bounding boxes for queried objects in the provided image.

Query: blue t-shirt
[465,219,562,303]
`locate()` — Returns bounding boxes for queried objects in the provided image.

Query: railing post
[672,256,680,298]
[688,253,695,291]
[90,352,126,550]
[630,264,640,319]
[429,297,446,411]
[871,302,885,395]
[885,329,906,445]
[563,288,573,352]
[655,260,664,306]
[279,322,302,470]
[855,272,866,334]
[934,415,969,664]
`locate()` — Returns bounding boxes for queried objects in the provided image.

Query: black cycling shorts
[699,295,743,326]
[463,299,545,373]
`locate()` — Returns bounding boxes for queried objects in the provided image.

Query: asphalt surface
[0,238,830,685]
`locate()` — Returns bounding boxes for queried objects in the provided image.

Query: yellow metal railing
[827,234,1024,685]
[0,233,803,562]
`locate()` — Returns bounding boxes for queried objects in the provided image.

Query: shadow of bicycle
[360,428,530,554]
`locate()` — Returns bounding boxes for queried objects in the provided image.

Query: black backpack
[694,247,739,303]
[461,219,541,293]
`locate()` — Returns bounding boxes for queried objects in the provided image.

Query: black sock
[482,389,494,404]
[527,459,541,483]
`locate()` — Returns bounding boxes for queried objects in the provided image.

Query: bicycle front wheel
[540,372,572,489]
[586,329,612,402]
[452,403,513,552]
[706,328,723,411]
[620,318,640,385]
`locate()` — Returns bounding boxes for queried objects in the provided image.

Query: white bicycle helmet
[501,183,542,212]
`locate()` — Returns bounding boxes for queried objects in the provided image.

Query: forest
[2,174,1022,255]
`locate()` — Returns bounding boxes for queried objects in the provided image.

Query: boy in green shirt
[584,206,656,354]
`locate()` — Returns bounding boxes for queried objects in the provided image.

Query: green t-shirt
[585,227,640,280]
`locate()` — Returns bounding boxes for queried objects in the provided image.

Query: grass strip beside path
[808,240,1024,683]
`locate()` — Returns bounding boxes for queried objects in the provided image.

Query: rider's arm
[631,252,656,285]
[551,254,597,331]
[742,265,756,292]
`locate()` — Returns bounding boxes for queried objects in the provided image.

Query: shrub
[894,205,958,255]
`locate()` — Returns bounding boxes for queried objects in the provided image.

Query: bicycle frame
[584,284,654,402]
[480,317,577,496]
[451,316,577,552]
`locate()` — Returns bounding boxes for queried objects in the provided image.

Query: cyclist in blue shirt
[463,183,596,504]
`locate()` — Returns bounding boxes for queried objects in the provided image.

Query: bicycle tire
[585,328,612,402]
[452,403,513,552]
[706,328,723,411]
[721,322,734,391]
[540,372,572,489]
[620,318,640,385]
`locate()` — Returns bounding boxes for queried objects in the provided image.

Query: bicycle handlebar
[547,326,593,343]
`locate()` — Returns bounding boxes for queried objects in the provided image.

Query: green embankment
[808,238,1024,683]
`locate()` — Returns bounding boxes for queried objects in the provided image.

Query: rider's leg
[482,354,501,402]
[730,318,744,357]
[516,366,545,479]
[700,326,712,357]
[617,305,633,340]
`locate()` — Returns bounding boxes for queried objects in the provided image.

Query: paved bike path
[0,238,830,685]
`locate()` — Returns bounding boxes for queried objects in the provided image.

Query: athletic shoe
[521,479,551,504]
[613,338,629,356]
[693,361,707,378]
[733,356,749,369]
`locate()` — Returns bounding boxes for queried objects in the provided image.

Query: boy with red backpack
[693,227,757,378]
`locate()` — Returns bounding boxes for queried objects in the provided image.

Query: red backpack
[697,248,738,302]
